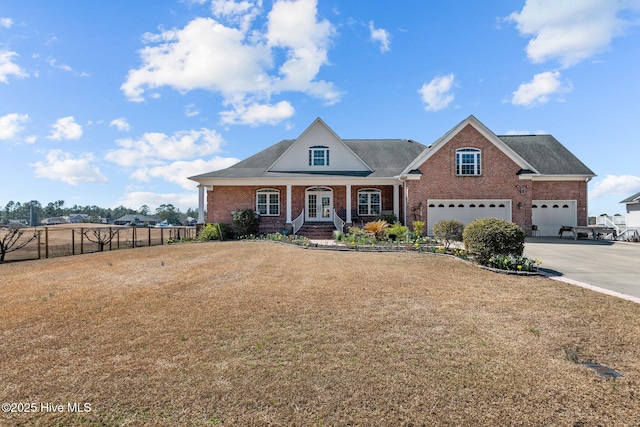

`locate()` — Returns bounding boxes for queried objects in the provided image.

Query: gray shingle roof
[498,134,595,176]
[189,130,595,181]
[620,191,640,204]
[189,138,427,180]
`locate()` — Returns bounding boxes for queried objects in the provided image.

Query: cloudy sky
[1,0,639,216]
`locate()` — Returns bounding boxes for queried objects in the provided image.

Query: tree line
[1,199,201,226]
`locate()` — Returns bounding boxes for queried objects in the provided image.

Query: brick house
[189,115,595,237]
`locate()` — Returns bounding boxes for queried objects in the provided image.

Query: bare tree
[0,226,41,263]
[82,228,120,252]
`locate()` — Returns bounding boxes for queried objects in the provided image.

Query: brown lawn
[1,242,639,426]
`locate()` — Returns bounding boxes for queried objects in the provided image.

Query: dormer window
[456,148,481,176]
[309,146,330,166]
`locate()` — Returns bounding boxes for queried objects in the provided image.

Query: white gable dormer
[268,118,372,172]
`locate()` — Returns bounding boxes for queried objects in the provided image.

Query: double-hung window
[456,148,481,176]
[308,146,330,166]
[256,189,279,216]
[358,189,381,216]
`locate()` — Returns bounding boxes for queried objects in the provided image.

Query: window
[256,189,279,216]
[358,189,381,215]
[456,148,481,176]
[308,146,330,166]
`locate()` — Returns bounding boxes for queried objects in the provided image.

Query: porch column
[286,184,292,223]
[393,184,400,221]
[346,184,352,223]
[197,185,205,224]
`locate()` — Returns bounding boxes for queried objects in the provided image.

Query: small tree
[432,219,464,250]
[412,220,426,237]
[0,226,41,263]
[82,228,120,252]
[233,209,259,236]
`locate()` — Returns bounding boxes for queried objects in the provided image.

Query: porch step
[297,222,336,239]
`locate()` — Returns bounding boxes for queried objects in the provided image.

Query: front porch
[201,182,404,237]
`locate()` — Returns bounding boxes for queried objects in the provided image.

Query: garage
[427,199,512,235]
[531,200,576,236]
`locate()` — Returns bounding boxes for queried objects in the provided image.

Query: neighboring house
[67,213,90,223]
[189,116,595,237]
[620,191,640,228]
[114,214,160,226]
[42,217,68,225]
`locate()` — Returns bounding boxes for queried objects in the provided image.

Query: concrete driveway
[524,237,640,301]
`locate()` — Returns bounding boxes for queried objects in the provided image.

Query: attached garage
[531,200,576,236]
[427,199,512,235]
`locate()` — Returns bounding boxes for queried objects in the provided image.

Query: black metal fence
[1,226,197,263]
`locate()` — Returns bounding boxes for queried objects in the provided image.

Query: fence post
[117,228,120,249]
[148,227,151,246]
[109,227,113,251]
[133,226,136,248]
[45,227,49,259]
[161,228,164,244]
[72,229,75,255]
[80,227,84,254]
[38,232,41,259]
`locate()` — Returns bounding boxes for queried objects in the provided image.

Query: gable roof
[401,115,535,175]
[189,115,595,183]
[401,115,595,178]
[498,134,595,176]
[189,137,426,180]
[620,191,640,204]
[267,117,372,173]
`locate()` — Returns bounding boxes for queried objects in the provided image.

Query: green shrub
[413,220,426,236]
[199,223,229,241]
[462,218,525,263]
[385,223,409,240]
[232,209,259,236]
[432,219,464,250]
[378,213,397,224]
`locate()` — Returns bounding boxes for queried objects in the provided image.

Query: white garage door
[427,199,512,236]
[531,200,576,236]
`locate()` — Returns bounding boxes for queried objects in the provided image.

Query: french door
[305,187,333,222]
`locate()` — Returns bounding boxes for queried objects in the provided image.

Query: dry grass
[1,241,639,426]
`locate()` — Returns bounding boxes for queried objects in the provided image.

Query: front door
[306,188,333,222]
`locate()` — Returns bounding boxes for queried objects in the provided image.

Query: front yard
[1,241,639,426]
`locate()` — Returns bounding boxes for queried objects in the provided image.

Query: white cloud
[114,191,203,212]
[590,175,640,200]
[368,21,391,53]
[122,0,339,125]
[511,71,571,107]
[47,57,72,72]
[210,0,263,33]
[503,129,547,135]
[131,157,239,189]
[31,150,107,185]
[0,18,13,28]
[0,113,29,140]
[418,74,455,112]
[48,116,83,140]
[220,100,294,125]
[110,117,130,132]
[508,0,640,68]
[185,103,201,117]
[105,128,226,167]
[0,51,28,83]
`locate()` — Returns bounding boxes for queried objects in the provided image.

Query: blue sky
[1,0,639,216]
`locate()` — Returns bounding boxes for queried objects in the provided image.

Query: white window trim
[309,145,330,166]
[358,188,382,216]
[456,148,481,176]
[256,188,280,216]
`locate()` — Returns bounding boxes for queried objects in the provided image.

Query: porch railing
[292,209,305,235]
[333,209,346,233]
